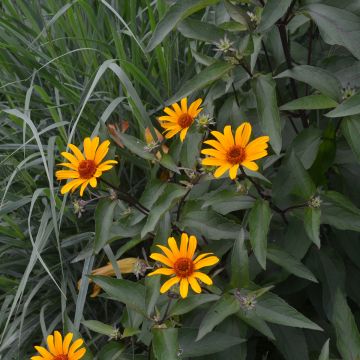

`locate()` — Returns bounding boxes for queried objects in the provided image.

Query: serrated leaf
[326,92,360,118]
[118,132,156,161]
[231,229,249,288]
[249,199,271,269]
[280,94,338,111]
[267,246,318,282]
[170,294,220,316]
[257,0,293,33]
[275,65,341,101]
[90,276,146,315]
[197,294,240,341]
[332,290,360,359]
[94,199,118,253]
[252,74,282,154]
[146,0,220,51]
[167,61,234,105]
[141,183,187,237]
[152,328,178,360]
[341,115,360,163]
[304,207,321,248]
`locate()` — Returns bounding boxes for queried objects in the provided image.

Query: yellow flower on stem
[158,97,203,142]
[31,331,86,360]
[201,123,270,179]
[147,233,219,298]
[56,137,118,196]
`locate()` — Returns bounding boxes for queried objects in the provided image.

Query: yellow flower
[78,258,145,297]
[201,123,269,179]
[56,137,118,196]
[158,97,203,142]
[31,331,86,360]
[147,233,219,298]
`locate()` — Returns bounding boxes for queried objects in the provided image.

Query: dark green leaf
[318,339,330,360]
[224,0,249,28]
[304,207,321,248]
[231,229,249,288]
[326,92,360,118]
[82,320,115,337]
[117,132,156,161]
[257,0,293,33]
[170,294,220,316]
[158,153,180,174]
[152,328,178,360]
[249,199,271,269]
[280,94,338,111]
[341,115,360,163]
[98,342,126,360]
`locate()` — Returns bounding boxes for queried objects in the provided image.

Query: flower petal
[193,271,213,285]
[168,237,181,258]
[171,102,182,116]
[229,164,239,180]
[179,278,189,298]
[79,179,90,196]
[68,338,84,356]
[94,140,110,165]
[89,177,97,188]
[188,276,202,293]
[187,235,197,259]
[235,122,252,148]
[164,128,181,139]
[54,331,63,355]
[202,158,227,166]
[201,149,226,159]
[180,233,189,257]
[150,253,174,268]
[210,131,229,149]
[194,256,219,270]
[214,164,231,178]
[60,179,85,195]
[156,245,176,262]
[46,334,57,355]
[61,152,79,166]
[58,162,78,171]
[163,107,177,117]
[147,268,175,276]
[241,161,259,171]
[63,332,73,354]
[194,253,214,263]
[203,139,226,152]
[188,98,202,116]
[68,144,85,161]
[72,347,87,360]
[224,125,234,146]
[180,97,187,113]
[180,127,189,142]
[160,276,180,293]
[245,150,268,162]
[56,170,80,180]
[34,346,53,359]
[245,136,270,153]
[83,137,92,160]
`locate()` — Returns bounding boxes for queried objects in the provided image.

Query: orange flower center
[174,257,194,277]
[54,355,68,360]
[78,160,97,179]
[226,146,246,165]
[177,113,193,128]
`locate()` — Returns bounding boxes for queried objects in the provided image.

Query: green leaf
[326,92,360,118]
[141,183,188,237]
[196,294,240,341]
[167,61,234,105]
[249,199,271,269]
[82,320,115,337]
[280,94,338,111]
[179,328,245,357]
[318,339,330,360]
[117,132,156,161]
[257,0,293,33]
[90,276,146,315]
[94,199,118,253]
[341,115,360,162]
[267,246,318,282]
[179,202,242,240]
[170,294,220,316]
[224,0,249,28]
[321,191,360,232]
[275,65,342,101]
[146,0,220,51]
[202,189,255,215]
[304,207,321,248]
[152,328,179,360]
[252,74,282,154]
[236,310,275,340]
[177,18,226,43]
[158,153,180,174]
[98,342,126,360]
[231,229,249,288]
[255,291,322,331]
[303,4,360,60]
[331,290,360,359]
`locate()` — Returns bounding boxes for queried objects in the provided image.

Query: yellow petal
[30,357,45,360]
[180,233,189,257]
[235,122,252,148]
[68,338,84,356]
[187,235,197,259]
[61,152,79,166]
[229,164,239,180]
[156,245,176,263]
[245,136,270,153]
[194,253,214,263]
[63,332,73,354]
[89,177,97,188]
[210,131,229,149]
[160,276,180,293]
[94,140,110,165]
[194,256,219,270]
[214,165,231,178]
[202,158,227,166]
[164,128,181,139]
[79,179,90,197]
[188,276,202,293]
[56,170,80,180]
[54,331,63,355]
[158,115,176,121]
[188,98,203,116]
[241,161,259,171]
[201,149,226,159]
[180,97,187,113]
[150,253,174,268]
[68,144,85,161]
[46,334,57,355]
[171,102,182,116]
[179,127,189,142]
[224,125,235,146]
[193,271,213,285]
[167,237,181,258]
[34,346,53,359]
[83,137,92,160]
[203,139,226,152]
[163,106,177,117]
[245,150,268,162]
[72,347,86,360]
[179,278,189,298]
[57,162,78,171]
[60,179,85,195]
[147,268,175,276]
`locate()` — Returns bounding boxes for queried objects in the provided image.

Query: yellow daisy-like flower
[31,331,86,360]
[158,97,203,142]
[147,233,219,298]
[56,137,118,196]
[201,123,270,179]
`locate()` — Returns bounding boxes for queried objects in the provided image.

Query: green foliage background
[1,0,360,359]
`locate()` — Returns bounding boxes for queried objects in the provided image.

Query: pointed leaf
[304,207,321,247]
[152,328,179,360]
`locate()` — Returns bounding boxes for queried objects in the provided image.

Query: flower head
[201,123,269,179]
[31,331,86,360]
[147,233,219,298]
[158,98,203,142]
[56,137,118,196]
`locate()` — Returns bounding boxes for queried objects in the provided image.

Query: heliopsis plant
[147,233,219,298]
[31,331,86,360]
[56,137,118,196]
[158,97,203,141]
[201,123,269,179]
